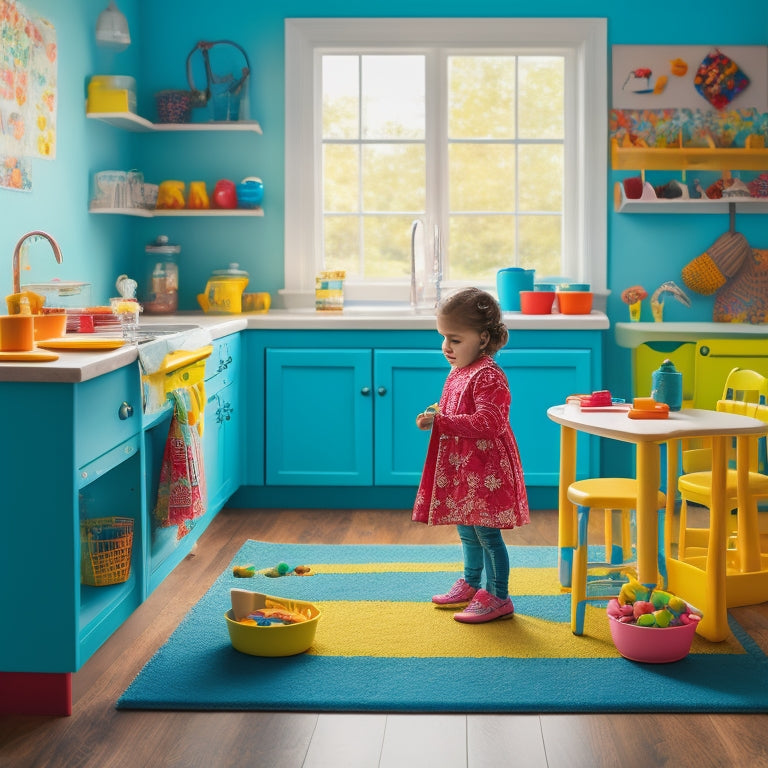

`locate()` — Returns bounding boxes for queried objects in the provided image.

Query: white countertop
[615,321,768,348]
[0,309,608,383]
[243,308,609,331]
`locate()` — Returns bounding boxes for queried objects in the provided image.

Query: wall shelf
[613,182,768,213]
[86,111,263,134]
[611,136,768,173]
[90,206,264,218]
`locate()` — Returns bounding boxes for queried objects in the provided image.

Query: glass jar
[143,235,180,314]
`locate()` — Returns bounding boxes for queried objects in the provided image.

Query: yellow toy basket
[80,517,134,586]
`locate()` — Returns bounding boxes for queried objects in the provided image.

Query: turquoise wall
[3,1,767,478]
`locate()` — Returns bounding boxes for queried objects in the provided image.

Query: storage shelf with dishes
[612,134,768,213]
[86,110,263,217]
[89,206,264,218]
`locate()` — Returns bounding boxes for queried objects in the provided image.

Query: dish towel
[154,388,207,540]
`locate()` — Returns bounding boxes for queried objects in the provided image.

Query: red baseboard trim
[0,672,72,716]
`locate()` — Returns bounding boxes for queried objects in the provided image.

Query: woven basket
[80,517,134,586]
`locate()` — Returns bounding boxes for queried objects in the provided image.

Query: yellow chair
[677,369,768,558]
[567,478,666,636]
[674,368,768,608]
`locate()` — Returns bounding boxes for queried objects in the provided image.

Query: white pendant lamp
[95,1,131,51]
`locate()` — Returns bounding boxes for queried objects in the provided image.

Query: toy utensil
[230,588,315,621]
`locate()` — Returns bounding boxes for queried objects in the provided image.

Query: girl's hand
[416,412,435,430]
[416,403,439,430]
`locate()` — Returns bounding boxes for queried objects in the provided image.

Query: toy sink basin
[225,589,321,657]
[608,615,698,663]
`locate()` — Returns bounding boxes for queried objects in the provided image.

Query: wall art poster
[0,0,58,192]
[612,45,768,112]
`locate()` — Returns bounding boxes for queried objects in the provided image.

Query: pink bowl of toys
[607,581,702,663]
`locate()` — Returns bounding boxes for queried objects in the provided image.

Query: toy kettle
[651,359,683,412]
[197,262,249,314]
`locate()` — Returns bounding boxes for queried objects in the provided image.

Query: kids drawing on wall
[413,287,530,623]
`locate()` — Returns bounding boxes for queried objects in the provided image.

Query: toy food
[628,397,669,419]
[610,579,702,628]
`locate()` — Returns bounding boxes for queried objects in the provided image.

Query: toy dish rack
[80,517,134,586]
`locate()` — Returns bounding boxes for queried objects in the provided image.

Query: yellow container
[87,75,136,113]
[242,292,271,313]
[225,595,321,657]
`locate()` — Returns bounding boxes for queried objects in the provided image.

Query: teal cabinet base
[230,485,558,511]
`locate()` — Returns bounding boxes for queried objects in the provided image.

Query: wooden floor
[2,507,768,768]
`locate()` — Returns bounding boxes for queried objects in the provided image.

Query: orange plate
[37,336,125,350]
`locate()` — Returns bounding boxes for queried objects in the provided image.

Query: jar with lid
[143,235,180,314]
[651,359,683,412]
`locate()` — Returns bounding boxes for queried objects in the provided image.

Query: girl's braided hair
[438,287,508,355]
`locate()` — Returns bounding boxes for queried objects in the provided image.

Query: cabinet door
[373,349,447,485]
[498,349,593,486]
[266,348,373,485]
[204,382,241,511]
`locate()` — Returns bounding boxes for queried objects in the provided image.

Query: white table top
[547,404,768,443]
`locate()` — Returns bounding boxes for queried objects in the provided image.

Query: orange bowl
[33,312,67,341]
[557,291,593,314]
[519,290,554,314]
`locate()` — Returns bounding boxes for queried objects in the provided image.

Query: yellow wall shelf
[611,134,767,173]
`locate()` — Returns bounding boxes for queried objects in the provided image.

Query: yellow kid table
[547,404,767,642]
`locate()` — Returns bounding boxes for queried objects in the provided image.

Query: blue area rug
[117,541,768,713]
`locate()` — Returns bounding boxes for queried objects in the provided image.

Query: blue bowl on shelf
[236,177,264,209]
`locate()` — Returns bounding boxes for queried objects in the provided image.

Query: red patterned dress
[412,356,530,529]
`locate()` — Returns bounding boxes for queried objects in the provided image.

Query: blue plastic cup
[497,268,535,311]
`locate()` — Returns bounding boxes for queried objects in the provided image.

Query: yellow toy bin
[225,591,321,657]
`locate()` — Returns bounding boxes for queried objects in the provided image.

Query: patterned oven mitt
[694,49,750,110]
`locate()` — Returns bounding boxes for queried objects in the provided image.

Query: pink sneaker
[432,578,478,608]
[453,589,515,623]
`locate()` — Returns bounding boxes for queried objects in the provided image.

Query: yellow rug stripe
[306,601,743,658]
[301,563,565,596]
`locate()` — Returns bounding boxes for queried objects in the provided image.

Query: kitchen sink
[133,323,204,343]
[138,323,202,334]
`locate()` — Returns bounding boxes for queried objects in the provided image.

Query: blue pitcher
[497,268,535,312]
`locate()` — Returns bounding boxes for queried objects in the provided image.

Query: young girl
[413,287,530,623]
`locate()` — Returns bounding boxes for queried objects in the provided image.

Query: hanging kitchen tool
[186,40,251,121]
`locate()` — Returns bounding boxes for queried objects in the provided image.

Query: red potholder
[694,49,750,110]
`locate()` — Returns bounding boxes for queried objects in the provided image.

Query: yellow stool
[568,478,666,636]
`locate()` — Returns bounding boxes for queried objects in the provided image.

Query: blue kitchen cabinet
[0,366,144,714]
[265,347,445,486]
[246,329,602,507]
[498,348,594,486]
[146,333,242,591]
[203,333,242,510]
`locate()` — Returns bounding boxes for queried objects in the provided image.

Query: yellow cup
[0,315,35,351]
[242,292,271,313]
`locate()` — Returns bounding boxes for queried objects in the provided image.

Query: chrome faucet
[410,219,442,311]
[12,230,63,294]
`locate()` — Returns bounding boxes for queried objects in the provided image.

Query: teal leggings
[456,525,509,599]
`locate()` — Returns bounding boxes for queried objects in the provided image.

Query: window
[285,18,606,305]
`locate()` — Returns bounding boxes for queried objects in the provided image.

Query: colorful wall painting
[0,0,58,192]
[612,45,768,112]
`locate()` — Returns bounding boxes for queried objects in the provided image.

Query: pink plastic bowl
[609,616,698,663]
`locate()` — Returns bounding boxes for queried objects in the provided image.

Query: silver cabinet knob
[377,386,387,396]
[361,386,371,395]
[118,401,134,420]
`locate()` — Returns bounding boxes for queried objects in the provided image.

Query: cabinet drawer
[205,334,241,397]
[76,366,141,468]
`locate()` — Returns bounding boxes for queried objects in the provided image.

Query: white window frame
[284,17,607,307]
